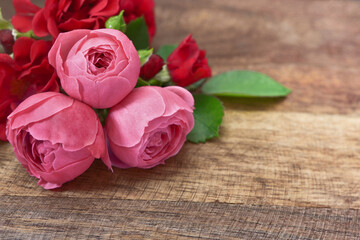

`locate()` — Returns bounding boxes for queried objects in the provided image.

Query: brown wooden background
[1,0,360,239]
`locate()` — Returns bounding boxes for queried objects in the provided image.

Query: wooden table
[1,0,360,239]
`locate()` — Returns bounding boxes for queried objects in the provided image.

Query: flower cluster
[1,0,290,189]
[0,0,211,189]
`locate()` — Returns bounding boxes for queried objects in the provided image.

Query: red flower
[140,54,164,80]
[0,37,59,141]
[167,35,212,87]
[119,0,156,42]
[12,0,156,42]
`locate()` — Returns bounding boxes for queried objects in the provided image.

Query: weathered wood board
[1,0,360,239]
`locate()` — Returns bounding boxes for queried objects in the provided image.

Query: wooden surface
[1,0,360,239]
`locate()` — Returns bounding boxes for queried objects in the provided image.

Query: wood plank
[2,111,360,209]
[154,0,360,114]
[1,196,360,239]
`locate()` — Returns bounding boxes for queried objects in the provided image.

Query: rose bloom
[12,0,156,42]
[167,34,212,87]
[6,92,112,189]
[0,37,58,141]
[48,29,140,109]
[106,86,194,169]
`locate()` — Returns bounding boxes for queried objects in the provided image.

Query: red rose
[12,0,156,42]
[140,54,164,80]
[167,35,212,87]
[13,0,120,38]
[0,37,59,141]
[119,0,156,42]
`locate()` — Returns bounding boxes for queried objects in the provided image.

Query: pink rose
[6,92,112,189]
[106,86,194,169]
[48,29,140,109]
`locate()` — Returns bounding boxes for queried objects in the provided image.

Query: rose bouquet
[0,0,291,189]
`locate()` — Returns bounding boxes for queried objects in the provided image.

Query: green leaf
[0,8,12,30]
[105,10,127,32]
[156,44,177,60]
[126,17,149,50]
[138,48,153,65]
[135,78,150,88]
[202,70,291,97]
[187,94,224,143]
[185,79,205,92]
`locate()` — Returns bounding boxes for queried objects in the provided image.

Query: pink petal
[27,100,99,152]
[8,92,73,129]
[106,87,166,148]
[37,156,94,189]
[165,86,194,108]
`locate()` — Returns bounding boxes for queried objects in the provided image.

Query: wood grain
[154,0,360,115]
[1,0,360,239]
[2,196,360,239]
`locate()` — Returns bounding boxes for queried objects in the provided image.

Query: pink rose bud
[48,29,140,109]
[0,29,15,54]
[6,92,112,189]
[106,86,194,169]
[140,54,164,80]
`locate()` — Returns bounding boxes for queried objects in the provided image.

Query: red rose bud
[0,30,15,54]
[140,54,165,80]
[167,34,212,87]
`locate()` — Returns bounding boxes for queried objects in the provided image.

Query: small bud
[140,54,165,81]
[105,10,127,33]
[0,29,14,54]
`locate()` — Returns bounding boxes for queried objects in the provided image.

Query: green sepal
[105,10,127,33]
[138,48,153,66]
[15,30,39,39]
